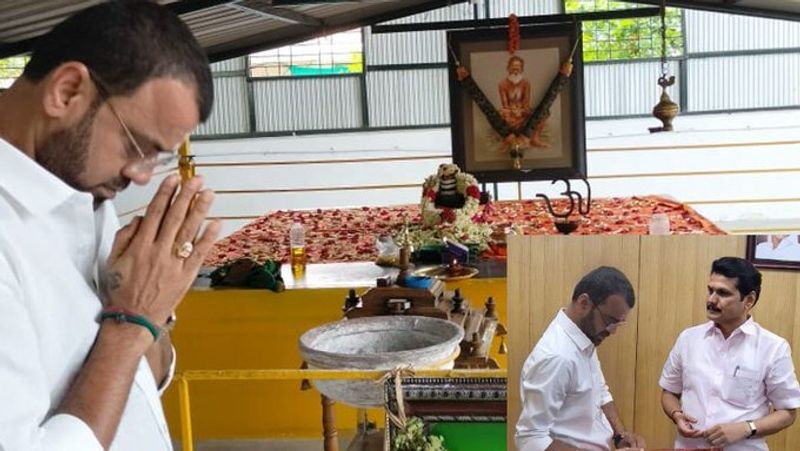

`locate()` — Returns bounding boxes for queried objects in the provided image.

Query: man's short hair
[23,2,213,122]
[507,55,525,70]
[571,266,635,308]
[711,257,762,303]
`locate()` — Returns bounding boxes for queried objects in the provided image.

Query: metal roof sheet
[0,0,796,61]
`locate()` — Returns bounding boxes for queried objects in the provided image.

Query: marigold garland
[508,14,520,54]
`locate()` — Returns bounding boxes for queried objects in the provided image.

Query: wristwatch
[163,312,177,332]
[612,432,625,448]
[746,420,758,438]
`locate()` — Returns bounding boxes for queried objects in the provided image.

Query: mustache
[707,303,722,313]
[108,178,131,192]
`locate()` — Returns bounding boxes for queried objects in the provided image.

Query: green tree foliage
[565,0,684,61]
[0,56,27,78]
[0,56,28,88]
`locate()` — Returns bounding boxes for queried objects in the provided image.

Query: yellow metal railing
[175,368,506,451]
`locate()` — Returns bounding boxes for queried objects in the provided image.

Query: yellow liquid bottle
[290,245,306,277]
[289,222,306,277]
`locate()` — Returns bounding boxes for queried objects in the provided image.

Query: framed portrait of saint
[447,22,586,183]
[746,234,800,270]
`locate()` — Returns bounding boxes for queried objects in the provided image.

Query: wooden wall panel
[507,233,541,448]
[762,270,800,450]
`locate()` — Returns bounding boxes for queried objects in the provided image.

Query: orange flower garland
[508,14,520,54]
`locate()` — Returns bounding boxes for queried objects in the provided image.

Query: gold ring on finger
[175,241,194,259]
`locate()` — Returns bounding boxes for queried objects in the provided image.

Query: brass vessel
[652,88,680,132]
[650,75,680,133]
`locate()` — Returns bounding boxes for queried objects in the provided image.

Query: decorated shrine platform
[174,195,721,443]
[205,195,724,267]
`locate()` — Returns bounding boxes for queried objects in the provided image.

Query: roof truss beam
[622,0,800,22]
[232,0,324,27]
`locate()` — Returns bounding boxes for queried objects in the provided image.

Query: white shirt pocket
[723,366,759,407]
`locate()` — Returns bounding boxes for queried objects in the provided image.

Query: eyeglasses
[87,68,178,172]
[590,297,626,333]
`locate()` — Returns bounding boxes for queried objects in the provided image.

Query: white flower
[400,166,492,252]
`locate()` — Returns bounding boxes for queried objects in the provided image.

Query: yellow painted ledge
[162,277,508,440]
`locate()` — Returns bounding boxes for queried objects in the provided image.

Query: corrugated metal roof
[633,0,800,21]
[0,0,102,42]
[0,0,797,62]
[0,0,464,61]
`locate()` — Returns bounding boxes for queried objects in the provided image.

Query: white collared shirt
[516,309,614,451]
[660,317,800,451]
[0,139,173,451]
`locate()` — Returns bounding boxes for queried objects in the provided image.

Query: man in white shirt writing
[0,3,218,450]
[660,256,800,450]
[516,266,646,451]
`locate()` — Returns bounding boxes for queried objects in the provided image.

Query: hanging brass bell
[652,88,680,132]
[650,75,679,133]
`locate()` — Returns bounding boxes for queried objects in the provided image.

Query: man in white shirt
[0,3,219,450]
[516,266,646,451]
[660,257,800,450]
[754,235,800,262]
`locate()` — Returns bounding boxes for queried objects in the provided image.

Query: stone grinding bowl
[299,315,464,408]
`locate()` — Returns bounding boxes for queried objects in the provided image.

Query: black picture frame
[448,22,586,183]
[746,234,800,270]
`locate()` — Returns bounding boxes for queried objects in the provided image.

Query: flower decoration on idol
[404,164,493,252]
[421,163,481,227]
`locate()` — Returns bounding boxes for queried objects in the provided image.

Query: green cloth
[429,422,506,451]
[209,258,285,292]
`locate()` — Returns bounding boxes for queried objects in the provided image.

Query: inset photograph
[748,235,800,269]
[508,235,800,451]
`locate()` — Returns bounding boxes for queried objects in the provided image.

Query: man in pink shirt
[660,257,800,450]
